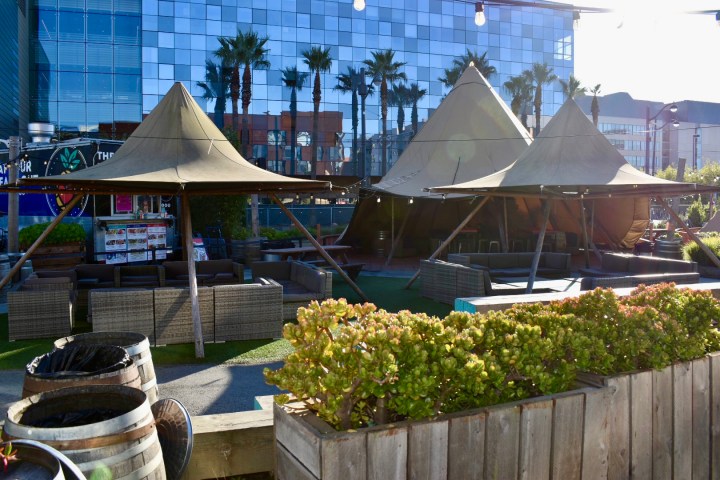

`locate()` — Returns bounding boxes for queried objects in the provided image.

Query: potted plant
[266,284,720,479]
[1,440,70,479]
[18,221,87,269]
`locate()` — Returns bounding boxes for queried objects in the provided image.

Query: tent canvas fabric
[430,99,715,200]
[341,65,532,252]
[371,64,532,199]
[19,82,330,195]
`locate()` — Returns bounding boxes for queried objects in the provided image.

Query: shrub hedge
[683,235,720,266]
[18,222,86,250]
[265,284,720,430]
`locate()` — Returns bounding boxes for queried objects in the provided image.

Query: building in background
[0,0,30,140]
[576,93,720,174]
[10,0,576,177]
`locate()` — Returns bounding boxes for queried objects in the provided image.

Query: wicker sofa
[580,272,701,290]
[7,273,76,340]
[447,252,572,278]
[579,252,698,277]
[249,260,332,320]
[420,259,491,305]
[89,279,283,345]
[162,259,244,287]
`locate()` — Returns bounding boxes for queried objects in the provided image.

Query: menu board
[103,222,168,264]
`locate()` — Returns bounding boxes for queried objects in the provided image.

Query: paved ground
[0,362,284,423]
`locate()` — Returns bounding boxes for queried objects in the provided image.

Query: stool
[511,239,526,252]
[488,241,500,253]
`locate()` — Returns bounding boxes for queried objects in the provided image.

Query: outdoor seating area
[249,260,333,320]
[447,251,572,278]
[89,280,283,345]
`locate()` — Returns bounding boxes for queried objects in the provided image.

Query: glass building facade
[27,0,575,171]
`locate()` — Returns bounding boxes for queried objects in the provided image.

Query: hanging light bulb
[573,11,580,29]
[353,0,365,12]
[474,2,486,26]
[409,197,414,204]
[376,196,381,203]
[716,12,720,27]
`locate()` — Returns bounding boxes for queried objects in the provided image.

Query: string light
[408,197,414,204]
[376,196,381,203]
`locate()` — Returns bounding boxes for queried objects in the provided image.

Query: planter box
[274,352,720,480]
[28,242,86,269]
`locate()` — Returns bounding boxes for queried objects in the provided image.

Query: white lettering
[98,151,114,161]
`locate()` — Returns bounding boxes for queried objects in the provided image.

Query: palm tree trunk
[352,90,359,176]
[290,88,297,176]
[534,86,542,137]
[231,66,240,134]
[311,71,321,180]
[381,79,388,175]
[241,65,252,159]
[397,104,404,134]
[411,101,418,137]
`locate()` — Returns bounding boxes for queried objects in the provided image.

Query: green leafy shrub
[683,236,720,266]
[18,222,86,249]
[686,198,709,228]
[266,284,720,431]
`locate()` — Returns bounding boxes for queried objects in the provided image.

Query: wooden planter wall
[275,352,720,480]
[29,242,85,269]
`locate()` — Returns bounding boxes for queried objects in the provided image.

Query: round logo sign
[45,147,89,217]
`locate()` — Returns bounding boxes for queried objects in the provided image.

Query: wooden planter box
[28,242,85,269]
[274,352,720,479]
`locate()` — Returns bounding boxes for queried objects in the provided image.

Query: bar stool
[510,239,526,252]
[488,240,501,253]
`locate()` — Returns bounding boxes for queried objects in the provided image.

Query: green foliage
[190,195,247,240]
[18,222,86,249]
[683,236,720,266]
[259,226,301,240]
[686,198,709,228]
[266,284,720,430]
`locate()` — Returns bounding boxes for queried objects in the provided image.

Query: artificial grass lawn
[0,275,450,370]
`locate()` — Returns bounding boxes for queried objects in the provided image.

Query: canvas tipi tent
[341,64,532,258]
[430,99,719,290]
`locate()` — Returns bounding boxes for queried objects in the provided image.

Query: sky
[573,0,720,104]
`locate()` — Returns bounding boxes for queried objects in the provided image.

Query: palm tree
[407,82,427,136]
[302,46,332,180]
[559,74,586,100]
[438,49,496,88]
[197,60,230,129]
[215,30,270,158]
[389,83,411,134]
[590,84,602,127]
[335,67,361,176]
[282,66,309,175]
[503,74,533,131]
[363,49,407,175]
[526,62,557,136]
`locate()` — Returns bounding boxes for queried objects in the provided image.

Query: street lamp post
[644,102,678,175]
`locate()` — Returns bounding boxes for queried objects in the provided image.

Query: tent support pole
[580,199,590,268]
[182,192,205,359]
[405,196,490,289]
[0,195,83,291]
[527,199,552,294]
[271,194,369,302]
[503,198,509,252]
[385,204,411,267]
[657,196,720,269]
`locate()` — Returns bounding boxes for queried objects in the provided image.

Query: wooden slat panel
[606,375,630,480]
[518,399,552,480]
[551,392,585,480]
[710,353,720,480]
[653,366,673,480]
[448,411,486,480]
[693,357,711,480]
[485,405,521,480]
[367,426,408,480]
[630,371,653,480]
[673,362,693,480]
[582,388,610,480]
[321,431,367,480]
[274,404,322,478]
[276,443,320,480]
[408,420,449,480]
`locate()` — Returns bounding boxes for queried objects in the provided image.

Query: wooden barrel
[0,440,65,480]
[3,385,166,480]
[22,344,141,399]
[54,332,159,404]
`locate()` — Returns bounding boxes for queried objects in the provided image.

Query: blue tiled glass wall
[141,0,574,136]
[30,0,143,135]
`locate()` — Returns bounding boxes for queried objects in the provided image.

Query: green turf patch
[0,274,450,370]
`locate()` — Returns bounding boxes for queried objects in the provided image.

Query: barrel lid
[151,398,193,480]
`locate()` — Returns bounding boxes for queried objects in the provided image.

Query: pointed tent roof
[371,64,531,198]
[429,99,717,199]
[19,82,330,195]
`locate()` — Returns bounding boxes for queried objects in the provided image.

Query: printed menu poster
[147,224,168,260]
[105,225,127,264]
[127,224,149,262]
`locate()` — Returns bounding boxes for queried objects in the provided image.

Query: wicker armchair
[419,259,490,305]
[214,279,283,341]
[89,288,156,344]
[8,276,75,340]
